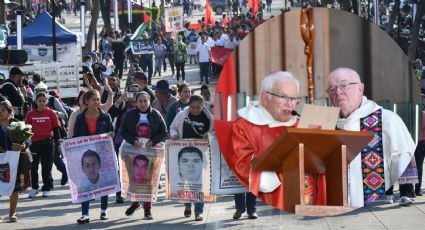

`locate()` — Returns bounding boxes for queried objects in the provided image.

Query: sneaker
[195,213,203,221]
[248,212,258,219]
[9,213,18,223]
[116,195,124,204]
[125,202,141,216]
[144,210,154,220]
[233,209,245,219]
[61,174,68,186]
[77,216,89,224]
[200,81,204,84]
[399,196,413,206]
[42,191,50,197]
[28,189,38,198]
[100,212,109,220]
[385,195,393,204]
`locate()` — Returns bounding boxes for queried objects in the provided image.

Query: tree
[85,0,100,56]
[407,1,425,62]
[0,0,5,25]
[99,0,112,33]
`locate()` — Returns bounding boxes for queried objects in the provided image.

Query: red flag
[210,47,233,66]
[222,15,229,28]
[248,0,259,15]
[143,12,151,24]
[205,0,216,26]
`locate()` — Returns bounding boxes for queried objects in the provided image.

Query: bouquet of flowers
[7,122,33,145]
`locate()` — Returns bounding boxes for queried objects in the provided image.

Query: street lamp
[80,0,86,57]
[16,10,23,50]
[114,0,119,31]
[52,0,57,61]
[128,0,132,29]
[36,0,40,15]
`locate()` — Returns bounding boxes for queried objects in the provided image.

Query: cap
[134,71,147,81]
[155,80,172,94]
[89,51,98,58]
[9,67,27,76]
[106,52,113,58]
[34,82,48,91]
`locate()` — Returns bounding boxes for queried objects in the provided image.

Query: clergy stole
[360,109,385,204]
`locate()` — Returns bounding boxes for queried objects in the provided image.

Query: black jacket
[120,106,167,146]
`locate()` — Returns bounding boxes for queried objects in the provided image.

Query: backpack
[47,97,69,138]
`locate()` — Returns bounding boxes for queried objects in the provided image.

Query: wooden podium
[251,128,373,216]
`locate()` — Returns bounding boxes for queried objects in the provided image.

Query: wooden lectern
[251,128,373,216]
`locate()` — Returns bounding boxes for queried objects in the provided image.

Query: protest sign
[164,7,184,32]
[61,134,120,203]
[166,139,215,202]
[209,134,247,195]
[119,138,165,202]
[0,151,20,196]
[131,39,155,55]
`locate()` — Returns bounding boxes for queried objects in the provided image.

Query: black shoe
[100,213,109,220]
[233,209,245,219]
[184,208,191,217]
[144,210,154,220]
[61,174,68,186]
[125,202,141,216]
[248,212,258,219]
[77,216,89,224]
[116,196,124,203]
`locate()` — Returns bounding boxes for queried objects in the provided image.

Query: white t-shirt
[196,43,211,63]
[102,59,114,77]
[224,39,239,49]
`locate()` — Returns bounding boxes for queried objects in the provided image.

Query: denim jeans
[81,195,108,216]
[184,202,204,215]
[155,56,164,75]
[234,192,256,214]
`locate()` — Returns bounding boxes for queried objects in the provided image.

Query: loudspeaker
[0,49,28,65]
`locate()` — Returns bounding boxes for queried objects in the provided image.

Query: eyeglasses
[266,91,301,104]
[326,82,360,95]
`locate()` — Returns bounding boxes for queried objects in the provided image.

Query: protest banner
[400,158,419,184]
[119,138,165,202]
[166,139,215,202]
[164,7,184,32]
[157,159,167,199]
[131,39,155,55]
[0,151,20,196]
[208,134,247,195]
[210,47,233,66]
[61,134,120,203]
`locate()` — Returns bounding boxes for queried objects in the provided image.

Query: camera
[127,92,138,100]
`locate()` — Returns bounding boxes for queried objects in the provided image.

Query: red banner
[189,23,203,30]
[210,47,233,66]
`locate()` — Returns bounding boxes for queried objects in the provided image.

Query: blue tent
[8,11,78,46]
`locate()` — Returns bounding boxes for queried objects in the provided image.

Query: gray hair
[261,71,300,99]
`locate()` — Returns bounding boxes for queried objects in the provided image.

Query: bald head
[327,68,364,118]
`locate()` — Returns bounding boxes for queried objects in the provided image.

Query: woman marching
[25,93,61,198]
[120,91,167,220]
[170,95,214,221]
[0,99,31,223]
[73,89,114,224]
